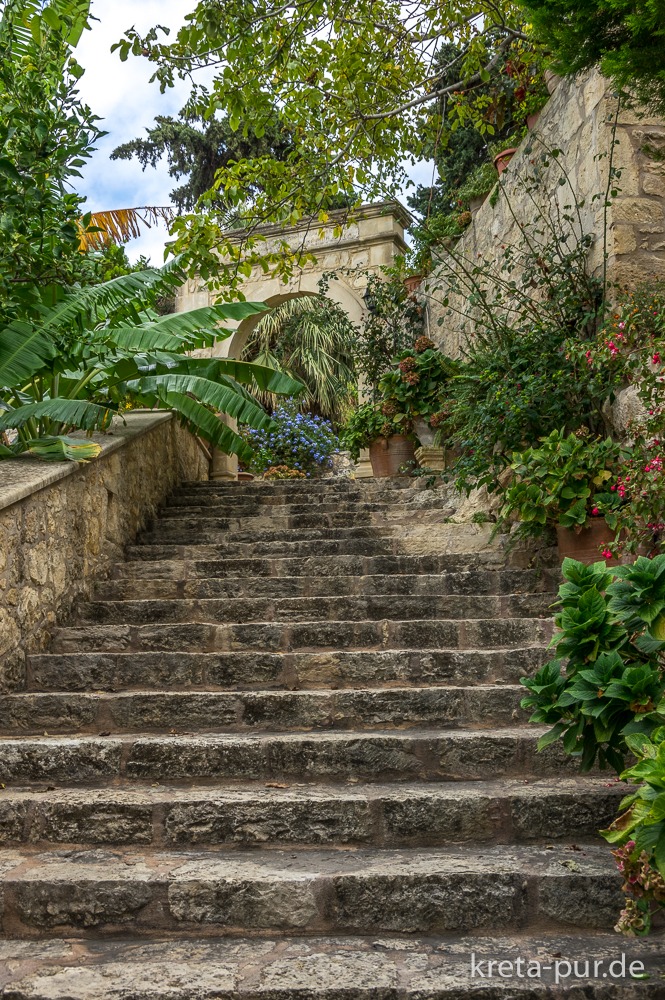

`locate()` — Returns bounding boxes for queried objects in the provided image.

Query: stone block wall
[426,68,665,357]
[0,412,209,691]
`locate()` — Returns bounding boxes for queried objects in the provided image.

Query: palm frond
[80,206,176,251]
[241,294,357,420]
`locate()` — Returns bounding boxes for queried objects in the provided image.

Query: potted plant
[342,338,459,477]
[493,147,518,175]
[498,430,626,563]
[341,401,416,477]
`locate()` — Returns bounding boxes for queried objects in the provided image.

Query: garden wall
[0,412,209,692]
[426,68,665,357]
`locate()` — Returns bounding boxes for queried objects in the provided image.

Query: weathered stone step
[128,538,398,560]
[98,569,557,601]
[0,728,574,785]
[0,779,624,848]
[140,525,394,546]
[159,490,452,508]
[3,933,663,998]
[51,617,553,654]
[0,685,526,735]
[76,593,553,627]
[113,553,528,580]
[159,491,454,508]
[0,842,623,936]
[28,647,547,692]
[176,478,420,496]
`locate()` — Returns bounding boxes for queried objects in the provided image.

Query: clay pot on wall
[544,69,562,95]
[556,520,620,566]
[237,471,254,481]
[493,148,517,176]
[369,435,416,477]
[526,111,541,131]
[403,274,423,296]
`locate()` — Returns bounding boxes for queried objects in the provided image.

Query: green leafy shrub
[426,147,623,494]
[499,430,625,537]
[339,402,387,462]
[244,402,338,477]
[351,272,424,398]
[521,556,665,772]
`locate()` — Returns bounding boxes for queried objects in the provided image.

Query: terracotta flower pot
[369,435,416,477]
[526,110,541,131]
[556,520,620,565]
[544,69,562,95]
[403,274,423,296]
[493,148,517,176]
[237,471,254,481]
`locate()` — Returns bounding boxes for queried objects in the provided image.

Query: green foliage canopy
[518,0,665,114]
[113,0,532,286]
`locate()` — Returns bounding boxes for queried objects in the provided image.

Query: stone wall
[0,412,209,692]
[427,68,665,357]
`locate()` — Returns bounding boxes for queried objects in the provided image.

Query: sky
[75,0,435,263]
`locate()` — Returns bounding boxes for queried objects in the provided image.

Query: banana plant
[0,260,304,462]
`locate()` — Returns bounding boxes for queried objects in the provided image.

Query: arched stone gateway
[175,200,410,478]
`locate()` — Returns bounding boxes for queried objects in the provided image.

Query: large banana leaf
[105,303,268,353]
[0,319,57,387]
[150,356,305,393]
[0,398,112,432]
[0,263,184,387]
[130,374,274,430]
[41,261,183,335]
[158,391,253,460]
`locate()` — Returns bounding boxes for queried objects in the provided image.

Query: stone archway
[175,200,410,477]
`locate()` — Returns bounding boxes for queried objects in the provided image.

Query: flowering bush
[377,340,459,431]
[340,338,456,460]
[243,402,338,477]
[263,465,307,480]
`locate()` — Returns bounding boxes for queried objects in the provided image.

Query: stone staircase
[0,478,662,997]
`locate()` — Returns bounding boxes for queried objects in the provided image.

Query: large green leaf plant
[522,556,665,934]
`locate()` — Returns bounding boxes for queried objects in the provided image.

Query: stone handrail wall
[0,412,209,691]
[426,68,665,357]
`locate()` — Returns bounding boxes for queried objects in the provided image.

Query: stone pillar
[210,413,239,481]
[354,447,373,478]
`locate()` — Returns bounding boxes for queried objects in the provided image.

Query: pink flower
[592,507,600,516]
[601,548,613,559]
[654,353,662,364]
